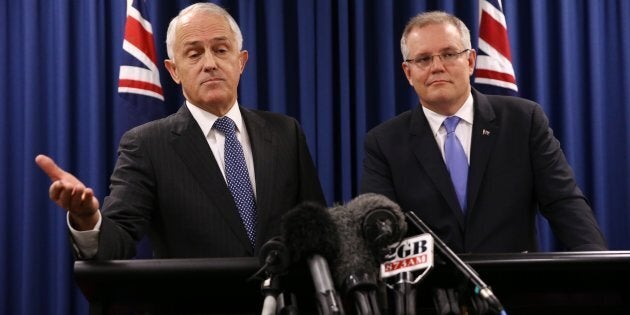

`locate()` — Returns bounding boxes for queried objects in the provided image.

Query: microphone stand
[391,271,417,315]
[276,289,299,315]
[261,275,280,315]
[260,274,299,315]
[250,236,298,315]
[405,212,506,315]
[308,256,345,315]
[344,273,382,315]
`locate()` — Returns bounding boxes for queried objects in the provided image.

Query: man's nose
[202,51,218,70]
[429,55,447,71]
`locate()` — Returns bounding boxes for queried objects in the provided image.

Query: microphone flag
[380,233,435,315]
[380,234,434,279]
[474,0,519,96]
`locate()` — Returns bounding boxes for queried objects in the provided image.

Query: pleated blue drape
[1,1,629,314]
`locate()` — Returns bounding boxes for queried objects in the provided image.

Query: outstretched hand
[35,154,100,230]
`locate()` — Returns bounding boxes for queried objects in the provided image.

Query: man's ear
[164,59,180,84]
[402,62,413,86]
[467,49,477,76]
[238,50,249,74]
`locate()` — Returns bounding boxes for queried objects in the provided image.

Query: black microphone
[327,204,382,315]
[405,211,506,315]
[345,193,416,315]
[344,193,408,262]
[256,236,296,315]
[258,236,291,276]
[281,202,346,315]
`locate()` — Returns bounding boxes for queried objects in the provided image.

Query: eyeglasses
[405,49,470,69]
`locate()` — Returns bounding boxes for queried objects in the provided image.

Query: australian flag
[474,0,518,96]
[116,0,164,258]
[118,0,164,104]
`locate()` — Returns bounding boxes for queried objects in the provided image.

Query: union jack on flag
[118,0,164,102]
[474,0,518,95]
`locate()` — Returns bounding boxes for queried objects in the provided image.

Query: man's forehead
[180,10,226,24]
[408,24,461,51]
[411,23,457,37]
[178,11,231,34]
[176,13,234,44]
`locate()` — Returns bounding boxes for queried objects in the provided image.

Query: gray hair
[400,11,471,60]
[165,2,243,60]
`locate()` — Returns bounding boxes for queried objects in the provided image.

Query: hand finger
[35,154,67,182]
[68,185,101,216]
[56,182,75,210]
[50,180,82,210]
[49,180,72,205]
[81,188,100,210]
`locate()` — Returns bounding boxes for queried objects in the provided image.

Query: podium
[75,251,630,314]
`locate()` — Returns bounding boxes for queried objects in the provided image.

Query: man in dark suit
[35,3,325,259]
[360,11,607,253]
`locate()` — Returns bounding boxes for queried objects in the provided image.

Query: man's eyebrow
[182,36,231,47]
[212,36,230,43]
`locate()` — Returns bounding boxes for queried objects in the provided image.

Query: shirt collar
[186,100,244,137]
[422,93,474,137]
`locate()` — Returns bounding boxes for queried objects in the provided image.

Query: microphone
[327,204,382,315]
[344,193,408,262]
[281,202,346,315]
[255,236,296,315]
[258,236,291,276]
[405,211,506,315]
[345,193,421,315]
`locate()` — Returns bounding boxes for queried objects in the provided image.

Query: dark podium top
[74,251,630,314]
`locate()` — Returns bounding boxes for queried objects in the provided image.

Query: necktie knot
[213,116,236,136]
[443,116,461,133]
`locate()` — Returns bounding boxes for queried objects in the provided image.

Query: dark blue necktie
[213,116,257,247]
[443,116,468,212]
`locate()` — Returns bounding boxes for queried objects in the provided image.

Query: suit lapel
[241,108,275,250]
[168,105,253,252]
[467,90,498,214]
[409,107,466,228]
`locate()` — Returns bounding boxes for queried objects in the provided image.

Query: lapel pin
[482,129,491,136]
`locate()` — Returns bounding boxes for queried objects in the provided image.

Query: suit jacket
[361,89,607,253]
[95,105,325,259]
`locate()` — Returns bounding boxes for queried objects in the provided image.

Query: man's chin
[197,89,231,104]
[425,90,452,103]
[188,94,233,110]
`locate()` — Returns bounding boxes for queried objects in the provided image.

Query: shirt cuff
[67,211,102,259]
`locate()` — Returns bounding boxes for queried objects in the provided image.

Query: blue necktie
[213,116,257,247]
[443,116,468,212]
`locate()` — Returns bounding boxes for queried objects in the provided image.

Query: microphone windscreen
[281,201,340,262]
[259,236,291,275]
[327,205,380,290]
[346,193,408,260]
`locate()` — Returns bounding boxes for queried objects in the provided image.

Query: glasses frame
[405,49,471,69]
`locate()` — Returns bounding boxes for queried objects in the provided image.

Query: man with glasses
[360,11,606,253]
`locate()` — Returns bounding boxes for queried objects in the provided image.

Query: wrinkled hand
[35,154,100,230]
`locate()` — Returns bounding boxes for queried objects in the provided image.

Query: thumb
[35,154,67,181]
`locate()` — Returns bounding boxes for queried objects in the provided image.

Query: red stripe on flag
[475,69,516,84]
[479,11,512,60]
[124,16,158,63]
[119,79,164,95]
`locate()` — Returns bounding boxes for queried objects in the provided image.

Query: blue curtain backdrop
[1,0,629,313]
